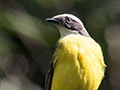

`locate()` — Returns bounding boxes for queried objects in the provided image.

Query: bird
[45,14,106,90]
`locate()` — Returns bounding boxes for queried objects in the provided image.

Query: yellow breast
[51,35,106,90]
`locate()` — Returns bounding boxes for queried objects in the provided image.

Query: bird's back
[50,35,106,90]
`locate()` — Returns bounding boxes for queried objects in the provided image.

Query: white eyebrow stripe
[53,14,84,27]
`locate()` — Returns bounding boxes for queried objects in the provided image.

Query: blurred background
[0,0,120,90]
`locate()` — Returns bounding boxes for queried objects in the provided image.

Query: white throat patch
[56,25,80,37]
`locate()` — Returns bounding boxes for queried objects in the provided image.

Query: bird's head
[46,14,90,37]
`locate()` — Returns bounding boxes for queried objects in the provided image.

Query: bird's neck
[57,26,80,38]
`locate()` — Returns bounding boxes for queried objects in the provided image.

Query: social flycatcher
[45,14,106,90]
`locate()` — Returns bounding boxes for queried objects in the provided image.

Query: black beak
[46,18,60,24]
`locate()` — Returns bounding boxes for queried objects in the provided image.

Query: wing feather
[45,60,54,90]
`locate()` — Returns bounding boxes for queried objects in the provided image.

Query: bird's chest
[52,36,104,90]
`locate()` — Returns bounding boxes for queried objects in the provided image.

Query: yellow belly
[51,35,106,90]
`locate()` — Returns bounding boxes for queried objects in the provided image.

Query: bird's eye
[66,18,71,23]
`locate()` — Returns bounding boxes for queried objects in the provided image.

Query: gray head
[46,14,90,37]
